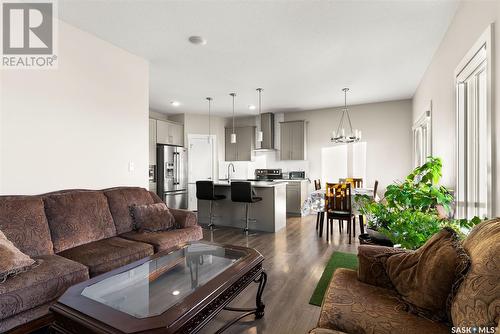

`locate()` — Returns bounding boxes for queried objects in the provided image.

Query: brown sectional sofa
[0,186,203,333]
[310,218,500,334]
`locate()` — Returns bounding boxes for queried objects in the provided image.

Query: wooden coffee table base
[51,266,267,334]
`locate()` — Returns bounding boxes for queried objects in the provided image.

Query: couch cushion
[120,225,203,252]
[0,255,88,320]
[104,187,156,234]
[44,191,117,253]
[0,196,53,257]
[385,228,465,322]
[0,301,53,333]
[131,203,175,233]
[58,237,154,277]
[451,218,500,328]
[318,268,449,334]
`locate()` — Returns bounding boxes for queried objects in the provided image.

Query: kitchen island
[197,180,287,233]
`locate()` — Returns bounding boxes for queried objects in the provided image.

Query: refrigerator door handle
[173,152,178,185]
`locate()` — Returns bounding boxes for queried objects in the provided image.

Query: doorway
[187,134,217,210]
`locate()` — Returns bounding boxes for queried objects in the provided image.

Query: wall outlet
[128,162,135,172]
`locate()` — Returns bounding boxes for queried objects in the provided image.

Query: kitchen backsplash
[219,150,309,180]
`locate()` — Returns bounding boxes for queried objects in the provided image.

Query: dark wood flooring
[200,215,359,334]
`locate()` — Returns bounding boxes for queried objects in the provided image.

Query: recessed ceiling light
[172,290,180,296]
[248,104,256,110]
[188,36,207,45]
[171,101,180,107]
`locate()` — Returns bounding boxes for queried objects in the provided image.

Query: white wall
[0,20,149,195]
[412,0,500,216]
[283,100,413,193]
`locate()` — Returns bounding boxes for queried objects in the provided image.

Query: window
[321,142,367,184]
[413,110,432,168]
[455,26,492,219]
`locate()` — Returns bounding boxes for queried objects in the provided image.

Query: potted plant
[355,157,481,249]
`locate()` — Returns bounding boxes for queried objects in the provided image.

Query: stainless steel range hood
[254,112,276,151]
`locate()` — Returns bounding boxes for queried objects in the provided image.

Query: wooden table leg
[359,215,365,234]
[319,212,324,237]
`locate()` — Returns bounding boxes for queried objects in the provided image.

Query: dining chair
[325,183,356,244]
[343,177,363,188]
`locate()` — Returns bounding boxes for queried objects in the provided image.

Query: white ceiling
[59,0,459,116]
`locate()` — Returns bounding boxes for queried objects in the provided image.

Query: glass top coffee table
[50,241,266,334]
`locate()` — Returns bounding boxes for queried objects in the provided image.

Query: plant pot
[360,228,394,247]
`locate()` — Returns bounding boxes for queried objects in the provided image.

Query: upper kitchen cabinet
[149,119,157,165]
[280,120,306,160]
[225,126,255,161]
[156,119,184,146]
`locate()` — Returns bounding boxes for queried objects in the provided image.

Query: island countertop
[213,180,288,188]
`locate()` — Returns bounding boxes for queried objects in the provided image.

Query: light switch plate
[128,162,135,172]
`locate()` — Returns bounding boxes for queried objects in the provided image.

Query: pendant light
[331,88,361,143]
[206,97,212,143]
[256,88,264,142]
[206,97,213,178]
[230,93,237,143]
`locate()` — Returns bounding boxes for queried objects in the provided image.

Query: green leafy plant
[355,157,481,249]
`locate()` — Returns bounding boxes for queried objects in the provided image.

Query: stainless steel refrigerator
[157,144,188,209]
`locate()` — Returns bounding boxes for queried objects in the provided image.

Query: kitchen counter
[213,180,288,188]
[197,179,287,233]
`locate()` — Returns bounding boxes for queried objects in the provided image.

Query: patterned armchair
[309,218,499,334]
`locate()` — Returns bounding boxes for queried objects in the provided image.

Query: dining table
[301,187,377,236]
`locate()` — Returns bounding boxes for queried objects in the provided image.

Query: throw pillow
[130,203,175,233]
[384,227,468,322]
[451,218,500,328]
[0,230,36,283]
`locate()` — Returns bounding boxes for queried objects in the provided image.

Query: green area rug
[309,251,358,307]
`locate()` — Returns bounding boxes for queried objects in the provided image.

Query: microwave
[288,171,305,180]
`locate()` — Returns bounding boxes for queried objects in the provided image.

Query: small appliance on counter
[254,169,283,181]
[288,171,306,180]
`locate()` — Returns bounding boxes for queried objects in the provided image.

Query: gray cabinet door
[236,126,254,161]
[280,121,305,160]
[149,119,157,165]
[225,127,254,161]
[291,121,305,160]
[286,184,301,214]
[280,122,291,160]
[225,127,237,161]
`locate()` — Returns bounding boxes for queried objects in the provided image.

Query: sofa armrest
[169,208,197,228]
[357,245,406,289]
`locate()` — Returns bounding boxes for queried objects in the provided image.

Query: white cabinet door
[170,123,184,146]
[156,120,172,145]
[156,120,184,146]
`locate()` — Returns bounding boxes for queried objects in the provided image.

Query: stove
[254,169,283,181]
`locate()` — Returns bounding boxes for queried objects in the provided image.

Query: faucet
[227,163,235,182]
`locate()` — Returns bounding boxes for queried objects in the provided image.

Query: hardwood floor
[200,215,359,334]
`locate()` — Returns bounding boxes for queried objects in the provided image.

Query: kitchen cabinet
[286,180,308,216]
[149,119,157,165]
[225,126,255,161]
[280,121,306,160]
[156,119,184,146]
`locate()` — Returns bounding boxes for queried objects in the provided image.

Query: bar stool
[230,182,262,235]
[196,181,225,230]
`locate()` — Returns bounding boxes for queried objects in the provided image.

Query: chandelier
[331,88,361,143]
